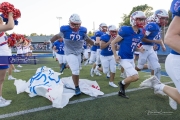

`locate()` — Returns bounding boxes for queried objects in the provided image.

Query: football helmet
[147,15,155,23]
[69,14,82,31]
[153,9,169,26]
[108,25,118,38]
[130,11,146,28]
[99,23,107,32]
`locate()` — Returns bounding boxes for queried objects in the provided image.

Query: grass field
[0,56,179,120]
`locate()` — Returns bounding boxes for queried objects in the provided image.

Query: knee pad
[98,64,101,67]
[72,69,80,75]
[154,68,161,80]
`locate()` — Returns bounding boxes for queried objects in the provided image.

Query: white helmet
[69,14,81,31]
[130,11,146,27]
[147,15,155,23]
[153,9,169,26]
[108,25,117,31]
[108,25,118,38]
[99,23,107,32]
[69,14,81,23]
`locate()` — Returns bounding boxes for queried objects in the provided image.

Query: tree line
[6,4,172,37]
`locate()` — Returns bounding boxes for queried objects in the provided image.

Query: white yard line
[0,81,173,119]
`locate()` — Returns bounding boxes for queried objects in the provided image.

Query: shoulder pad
[60,25,70,32]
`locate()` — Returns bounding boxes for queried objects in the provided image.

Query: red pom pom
[0,2,21,19]
[7,33,26,47]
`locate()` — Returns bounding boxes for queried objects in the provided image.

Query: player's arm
[142,30,162,44]
[84,34,95,46]
[165,16,180,53]
[53,46,57,52]
[116,44,120,51]
[50,32,63,43]
[100,39,111,49]
[111,35,123,57]
[95,37,100,45]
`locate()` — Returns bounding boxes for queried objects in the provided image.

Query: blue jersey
[95,31,106,49]
[60,25,87,55]
[142,22,161,46]
[171,0,180,17]
[90,36,97,51]
[53,40,64,55]
[100,34,113,56]
[170,0,180,55]
[118,26,144,59]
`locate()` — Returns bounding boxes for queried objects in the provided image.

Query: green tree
[30,33,38,36]
[5,32,9,36]
[50,34,54,36]
[88,31,93,37]
[119,4,153,26]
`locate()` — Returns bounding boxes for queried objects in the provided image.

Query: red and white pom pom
[0,2,21,20]
[7,37,16,47]
[7,33,26,47]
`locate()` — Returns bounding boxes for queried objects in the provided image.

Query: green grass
[1,57,178,120]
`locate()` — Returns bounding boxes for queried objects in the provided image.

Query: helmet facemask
[69,22,81,31]
[109,31,117,38]
[153,9,169,26]
[108,25,118,38]
[99,23,107,32]
[130,11,146,28]
[135,18,146,28]
[158,16,169,26]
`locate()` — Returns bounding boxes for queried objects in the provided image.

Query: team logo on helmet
[155,10,163,16]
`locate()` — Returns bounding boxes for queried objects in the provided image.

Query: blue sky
[2,0,172,35]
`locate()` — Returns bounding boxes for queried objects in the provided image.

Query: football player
[50,14,94,95]
[100,25,118,87]
[111,11,146,98]
[136,9,168,80]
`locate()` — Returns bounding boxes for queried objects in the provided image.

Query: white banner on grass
[14,66,104,108]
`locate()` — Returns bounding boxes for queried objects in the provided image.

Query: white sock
[122,80,125,85]
[95,66,99,70]
[160,84,165,91]
[154,83,165,91]
[8,75,12,77]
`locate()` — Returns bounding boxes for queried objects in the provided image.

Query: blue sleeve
[95,31,102,37]
[53,41,58,47]
[100,35,108,42]
[171,0,180,17]
[118,26,127,37]
[59,26,68,37]
[80,27,87,34]
[60,26,66,33]
[91,36,95,40]
[145,23,157,32]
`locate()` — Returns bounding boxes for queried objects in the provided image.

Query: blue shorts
[0,65,9,69]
